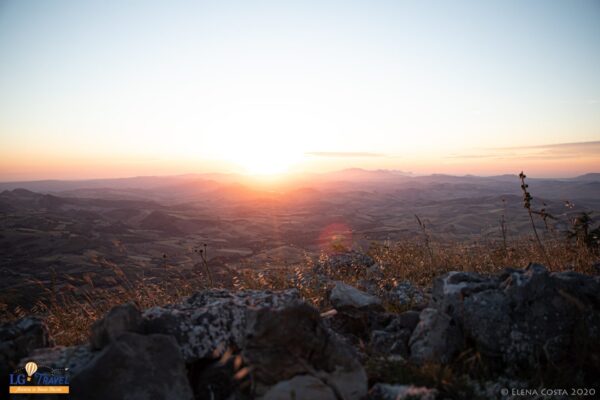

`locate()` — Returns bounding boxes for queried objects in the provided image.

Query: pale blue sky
[0,0,599,179]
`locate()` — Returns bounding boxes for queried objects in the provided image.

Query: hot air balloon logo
[25,361,38,382]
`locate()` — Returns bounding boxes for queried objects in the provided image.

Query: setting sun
[233,148,301,175]
[205,107,306,175]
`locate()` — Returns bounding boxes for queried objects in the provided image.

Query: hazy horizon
[1,0,599,180]
[1,164,599,185]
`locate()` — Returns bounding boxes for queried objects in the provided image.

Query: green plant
[568,212,600,249]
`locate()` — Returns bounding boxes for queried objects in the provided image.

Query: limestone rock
[90,302,142,350]
[243,302,368,399]
[0,317,52,379]
[370,311,421,358]
[462,289,511,356]
[141,289,301,362]
[327,282,384,343]
[417,263,600,375]
[430,271,498,318]
[261,375,336,400]
[70,332,193,400]
[386,281,427,309]
[330,281,383,310]
[409,308,463,364]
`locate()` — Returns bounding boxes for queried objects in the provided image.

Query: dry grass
[1,234,597,347]
[369,237,598,286]
[232,236,597,304]
[1,263,209,346]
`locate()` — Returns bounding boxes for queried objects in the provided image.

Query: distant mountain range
[1,168,598,194]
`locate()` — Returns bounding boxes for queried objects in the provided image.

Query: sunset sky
[1,0,599,180]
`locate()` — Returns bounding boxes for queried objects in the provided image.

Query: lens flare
[318,223,353,253]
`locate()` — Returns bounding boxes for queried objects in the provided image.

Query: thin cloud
[446,154,493,159]
[448,141,600,161]
[494,140,600,151]
[305,151,386,158]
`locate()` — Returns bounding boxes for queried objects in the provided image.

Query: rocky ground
[2,254,599,399]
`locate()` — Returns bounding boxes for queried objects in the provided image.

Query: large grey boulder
[0,317,52,379]
[370,311,420,358]
[243,302,368,399]
[70,332,193,400]
[90,302,142,350]
[370,329,412,359]
[429,271,498,317]
[330,281,383,310]
[140,289,367,397]
[386,281,428,309]
[327,282,385,343]
[141,289,301,362]
[409,308,463,364]
[417,263,600,375]
[500,264,600,369]
[462,289,511,357]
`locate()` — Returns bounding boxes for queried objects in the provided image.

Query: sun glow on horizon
[204,107,310,176]
[234,149,302,176]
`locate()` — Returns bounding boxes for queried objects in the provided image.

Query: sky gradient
[1,0,599,180]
